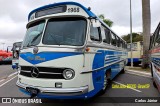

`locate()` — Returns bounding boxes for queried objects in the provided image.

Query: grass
[125,66,151,73]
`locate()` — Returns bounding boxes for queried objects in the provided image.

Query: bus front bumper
[16,81,89,96]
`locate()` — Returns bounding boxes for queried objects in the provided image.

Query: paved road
[0,65,16,79]
[0,65,159,106]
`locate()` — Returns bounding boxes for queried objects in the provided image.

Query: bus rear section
[127,41,143,66]
[149,22,160,92]
[16,2,127,99]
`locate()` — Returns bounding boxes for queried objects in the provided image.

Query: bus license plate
[26,87,39,94]
[12,60,19,64]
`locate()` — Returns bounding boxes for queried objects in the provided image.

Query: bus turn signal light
[85,47,90,52]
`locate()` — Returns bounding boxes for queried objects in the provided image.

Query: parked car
[0,57,12,65]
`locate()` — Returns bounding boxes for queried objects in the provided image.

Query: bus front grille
[20,66,64,79]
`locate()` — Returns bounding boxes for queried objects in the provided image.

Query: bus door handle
[83,53,85,67]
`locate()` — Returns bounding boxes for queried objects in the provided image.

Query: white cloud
[0,0,160,49]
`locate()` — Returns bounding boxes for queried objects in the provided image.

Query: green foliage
[98,14,113,27]
[122,33,143,43]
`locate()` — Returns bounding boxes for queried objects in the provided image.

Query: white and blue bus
[16,2,128,99]
[12,42,22,69]
[127,41,143,66]
[149,22,160,92]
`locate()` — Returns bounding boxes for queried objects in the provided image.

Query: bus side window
[125,43,127,49]
[90,25,101,42]
[117,37,120,47]
[111,32,117,46]
[122,41,124,48]
[104,28,111,44]
[120,40,122,48]
[123,42,125,48]
[149,36,153,49]
[101,26,106,43]
[122,42,124,48]
[155,28,160,46]
[127,44,131,50]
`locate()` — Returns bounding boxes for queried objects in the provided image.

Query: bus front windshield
[42,17,87,46]
[23,20,45,47]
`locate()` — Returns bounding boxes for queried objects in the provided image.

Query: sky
[0,0,160,50]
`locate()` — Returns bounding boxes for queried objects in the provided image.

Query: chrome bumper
[16,81,88,96]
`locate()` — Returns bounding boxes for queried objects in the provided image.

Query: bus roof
[28,2,126,43]
[28,2,96,20]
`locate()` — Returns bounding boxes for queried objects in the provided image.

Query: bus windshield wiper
[26,32,42,47]
[50,34,61,46]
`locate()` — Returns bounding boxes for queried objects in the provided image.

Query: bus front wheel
[100,71,111,95]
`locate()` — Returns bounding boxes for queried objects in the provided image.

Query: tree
[122,33,143,43]
[98,14,113,27]
[142,0,151,68]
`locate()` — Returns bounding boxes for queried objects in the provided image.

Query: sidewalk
[125,67,151,78]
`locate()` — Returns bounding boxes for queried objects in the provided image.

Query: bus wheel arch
[99,69,111,94]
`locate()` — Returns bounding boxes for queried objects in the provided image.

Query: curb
[125,70,151,78]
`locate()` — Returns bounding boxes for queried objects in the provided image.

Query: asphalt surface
[0,65,160,106]
[0,65,15,79]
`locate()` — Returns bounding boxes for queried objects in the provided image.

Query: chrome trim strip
[21,70,62,75]
[86,41,127,51]
[151,55,160,58]
[16,81,88,96]
[81,59,125,73]
[39,72,62,75]
[85,52,102,54]
[105,59,119,63]
[105,55,126,57]
[152,62,160,69]
[21,70,30,73]
[105,57,119,60]
[20,51,102,54]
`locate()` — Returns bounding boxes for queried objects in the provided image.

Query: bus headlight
[14,52,18,58]
[18,66,21,74]
[63,69,75,80]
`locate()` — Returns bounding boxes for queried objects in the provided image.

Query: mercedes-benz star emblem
[33,46,39,54]
[31,67,39,78]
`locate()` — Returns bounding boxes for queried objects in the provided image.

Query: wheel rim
[103,74,108,90]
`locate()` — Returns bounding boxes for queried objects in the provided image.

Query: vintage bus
[149,22,160,92]
[12,42,22,69]
[16,2,128,99]
[127,41,143,66]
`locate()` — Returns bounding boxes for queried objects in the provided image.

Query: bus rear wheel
[153,81,157,88]
[100,72,110,95]
[121,68,125,74]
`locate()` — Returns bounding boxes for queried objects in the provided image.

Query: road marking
[0,79,5,83]
[0,75,17,88]
[126,71,152,78]
[8,71,18,78]
[113,81,142,93]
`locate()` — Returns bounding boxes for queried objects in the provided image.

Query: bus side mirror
[91,19,101,27]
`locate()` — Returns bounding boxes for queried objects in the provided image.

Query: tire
[153,81,157,88]
[150,63,153,77]
[121,68,125,74]
[99,73,108,95]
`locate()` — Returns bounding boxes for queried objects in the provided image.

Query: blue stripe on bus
[19,50,127,99]
[91,50,126,95]
[20,52,82,65]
